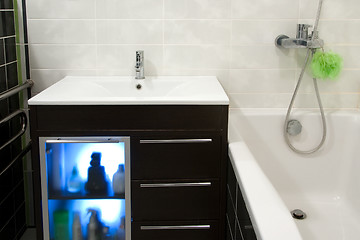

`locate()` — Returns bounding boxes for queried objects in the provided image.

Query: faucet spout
[275,35,324,49]
[135,50,145,79]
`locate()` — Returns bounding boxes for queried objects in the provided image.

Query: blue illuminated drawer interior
[39,137,131,240]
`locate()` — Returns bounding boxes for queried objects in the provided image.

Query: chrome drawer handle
[46,139,120,143]
[140,182,211,188]
[139,139,212,144]
[140,225,211,230]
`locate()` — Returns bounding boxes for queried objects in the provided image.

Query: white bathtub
[228,109,360,240]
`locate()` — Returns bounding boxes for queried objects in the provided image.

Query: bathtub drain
[291,209,307,220]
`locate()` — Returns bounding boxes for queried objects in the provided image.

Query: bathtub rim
[228,142,303,240]
[228,108,312,240]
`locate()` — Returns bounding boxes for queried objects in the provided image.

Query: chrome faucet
[275,24,323,49]
[135,50,145,79]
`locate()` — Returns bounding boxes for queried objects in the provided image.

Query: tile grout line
[0,60,18,68]
[3,37,8,90]
[25,43,360,47]
[162,0,165,72]
[28,67,360,71]
[0,201,26,234]
[23,0,32,81]
[0,35,17,40]
[229,0,233,90]
[226,213,235,240]
[94,0,98,74]
[235,187,245,240]
[29,17,360,21]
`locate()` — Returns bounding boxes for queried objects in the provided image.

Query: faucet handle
[299,24,312,28]
[297,24,312,39]
[135,50,144,69]
[136,50,144,61]
[297,24,312,31]
[135,50,145,79]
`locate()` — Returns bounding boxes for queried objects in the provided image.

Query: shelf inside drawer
[47,199,126,240]
[48,193,125,200]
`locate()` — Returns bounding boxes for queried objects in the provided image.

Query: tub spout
[276,35,324,49]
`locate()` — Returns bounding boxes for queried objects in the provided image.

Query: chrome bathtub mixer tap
[276,0,326,154]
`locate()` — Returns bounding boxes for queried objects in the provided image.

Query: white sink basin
[28,76,229,105]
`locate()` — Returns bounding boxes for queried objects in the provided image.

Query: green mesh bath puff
[311,51,343,80]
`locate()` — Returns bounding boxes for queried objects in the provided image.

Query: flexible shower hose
[284,0,327,154]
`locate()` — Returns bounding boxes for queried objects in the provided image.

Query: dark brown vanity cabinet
[30,105,228,240]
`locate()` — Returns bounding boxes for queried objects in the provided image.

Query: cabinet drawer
[132,220,219,240]
[132,180,220,221]
[32,105,227,131]
[131,136,221,180]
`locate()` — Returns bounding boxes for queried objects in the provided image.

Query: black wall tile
[0,12,15,37]
[0,146,11,172]
[227,158,257,240]
[12,158,24,186]
[9,94,20,112]
[9,97,21,125]
[15,204,26,238]
[0,39,5,65]
[5,11,15,36]
[0,0,26,240]
[227,161,237,202]
[0,218,16,240]
[235,221,243,240]
[14,183,25,208]
[236,186,251,221]
[10,135,22,159]
[6,62,18,89]
[227,190,236,236]
[0,195,14,227]
[0,100,9,122]
[0,0,14,10]
[0,98,10,150]
[0,13,4,38]
[0,169,12,201]
[8,97,22,158]
[0,1,27,238]
[0,66,6,91]
[24,45,30,79]
[5,37,16,63]
[226,218,233,240]
[21,0,28,44]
